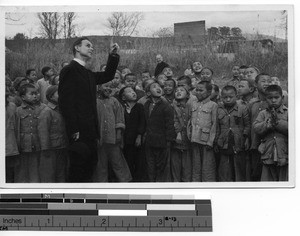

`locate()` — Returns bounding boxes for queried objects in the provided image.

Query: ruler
[0,194,212,232]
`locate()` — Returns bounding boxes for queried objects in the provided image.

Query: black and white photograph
[2,5,294,187]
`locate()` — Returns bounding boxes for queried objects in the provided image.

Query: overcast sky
[5,10,286,39]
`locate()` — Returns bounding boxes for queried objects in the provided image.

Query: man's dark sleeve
[58,66,79,137]
[164,103,176,142]
[94,53,120,85]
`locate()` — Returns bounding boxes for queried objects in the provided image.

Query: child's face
[238,80,251,96]
[257,75,270,94]
[124,75,137,89]
[22,87,38,105]
[200,69,212,81]
[266,91,283,109]
[194,84,211,101]
[112,73,121,88]
[221,89,237,107]
[142,72,150,81]
[123,87,137,102]
[175,86,188,100]
[121,68,131,78]
[46,69,54,78]
[269,77,281,86]
[148,83,163,98]
[245,67,258,81]
[232,66,240,77]
[51,91,59,103]
[28,71,37,81]
[99,82,112,98]
[163,80,175,95]
[156,55,163,63]
[239,68,247,79]
[163,67,173,77]
[210,86,219,100]
[192,62,203,73]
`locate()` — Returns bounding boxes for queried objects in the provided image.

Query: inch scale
[0,193,212,232]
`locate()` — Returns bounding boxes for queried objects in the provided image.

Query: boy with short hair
[187,81,218,182]
[238,65,248,80]
[248,73,271,181]
[137,78,156,105]
[200,67,214,84]
[37,66,54,104]
[15,83,47,182]
[124,73,145,101]
[245,66,260,83]
[191,61,203,86]
[216,85,250,181]
[226,65,240,90]
[253,85,288,181]
[38,85,69,182]
[144,81,176,182]
[93,82,132,182]
[162,66,174,80]
[163,78,176,104]
[171,85,192,182]
[237,79,256,105]
[119,86,146,181]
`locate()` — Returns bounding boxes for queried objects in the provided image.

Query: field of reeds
[5,37,288,90]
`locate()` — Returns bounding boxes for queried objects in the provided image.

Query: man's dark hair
[19,83,36,97]
[265,84,283,96]
[221,85,237,95]
[72,37,90,56]
[197,81,212,92]
[26,69,35,77]
[41,66,51,76]
[239,65,249,70]
[200,67,214,75]
[255,73,271,84]
[124,73,137,80]
[177,75,192,87]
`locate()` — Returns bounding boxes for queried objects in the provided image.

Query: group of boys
[5,58,288,183]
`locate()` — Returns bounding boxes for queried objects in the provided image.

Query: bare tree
[62,12,77,39]
[106,12,144,36]
[37,12,62,39]
[152,27,174,38]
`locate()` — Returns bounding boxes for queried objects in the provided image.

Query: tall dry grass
[5,38,288,90]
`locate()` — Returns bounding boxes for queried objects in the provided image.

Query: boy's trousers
[94,143,132,182]
[39,149,69,183]
[218,151,246,182]
[123,144,147,182]
[191,143,216,182]
[261,164,288,181]
[250,150,263,181]
[171,148,192,182]
[145,146,171,182]
[15,152,40,183]
[6,155,19,183]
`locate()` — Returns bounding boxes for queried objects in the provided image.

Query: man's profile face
[76,39,94,59]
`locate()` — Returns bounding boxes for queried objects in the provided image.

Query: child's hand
[277,158,288,166]
[135,135,142,147]
[244,137,250,150]
[266,119,273,129]
[116,129,122,145]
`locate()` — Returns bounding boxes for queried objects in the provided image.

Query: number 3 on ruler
[159,219,162,225]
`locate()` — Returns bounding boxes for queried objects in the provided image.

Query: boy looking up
[144,81,176,182]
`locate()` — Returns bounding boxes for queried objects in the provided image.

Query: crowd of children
[5,58,289,183]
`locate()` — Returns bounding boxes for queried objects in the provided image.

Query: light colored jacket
[187,97,218,147]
